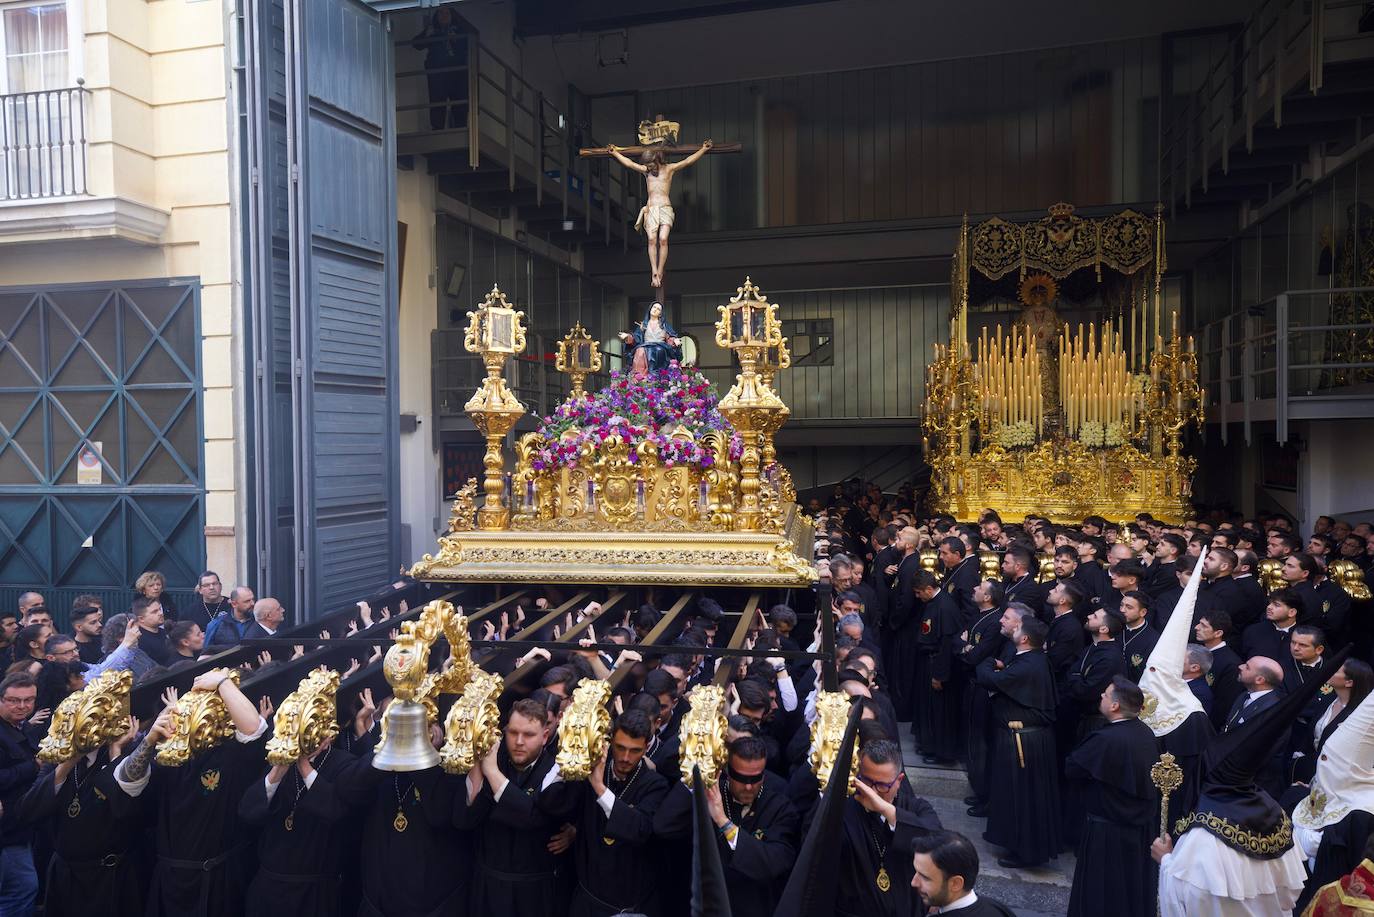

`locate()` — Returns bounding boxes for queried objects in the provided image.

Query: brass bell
[373,699,439,772]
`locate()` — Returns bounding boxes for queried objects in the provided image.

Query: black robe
[1120,624,1159,683]
[975,650,1061,866]
[914,589,963,762]
[1205,642,1244,733]
[829,792,942,917]
[653,771,799,917]
[1056,639,1125,762]
[958,609,1007,802]
[1004,574,1048,621]
[1065,717,1160,917]
[886,553,922,720]
[357,766,472,917]
[17,750,144,917]
[540,760,669,917]
[459,748,564,917]
[942,555,982,623]
[136,730,268,917]
[1045,613,1086,685]
[1296,810,1374,916]
[923,897,1017,916]
[1158,710,1212,829]
[239,746,374,917]
[870,543,902,632]
[1072,564,1112,610]
[1229,574,1269,631]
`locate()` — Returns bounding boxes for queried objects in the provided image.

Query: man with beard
[113,670,269,917]
[910,831,1016,916]
[462,699,564,916]
[1065,678,1161,917]
[914,571,963,766]
[541,709,669,917]
[1001,547,1047,621]
[189,571,233,631]
[938,537,981,621]
[654,736,799,915]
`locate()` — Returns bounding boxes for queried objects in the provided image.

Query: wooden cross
[578,142,742,159]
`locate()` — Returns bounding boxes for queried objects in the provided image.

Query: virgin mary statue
[617,301,683,378]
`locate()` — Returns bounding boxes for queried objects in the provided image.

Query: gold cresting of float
[38,669,132,764]
[440,669,505,775]
[556,679,613,781]
[266,668,341,766]
[156,668,241,766]
[809,691,858,794]
[678,684,728,784]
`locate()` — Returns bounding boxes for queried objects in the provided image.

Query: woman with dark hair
[1282,657,1374,810]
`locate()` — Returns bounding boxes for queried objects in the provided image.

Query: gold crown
[38,669,132,764]
[266,668,341,765]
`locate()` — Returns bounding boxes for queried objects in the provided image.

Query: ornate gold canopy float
[411,280,816,587]
[925,203,1202,523]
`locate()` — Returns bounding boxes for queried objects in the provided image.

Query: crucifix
[580,117,741,290]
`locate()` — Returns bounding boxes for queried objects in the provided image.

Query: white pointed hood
[1139,549,1207,736]
[1294,679,1374,830]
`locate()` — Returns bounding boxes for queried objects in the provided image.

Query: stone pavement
[899,725,1073,917]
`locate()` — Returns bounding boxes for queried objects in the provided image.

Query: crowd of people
[0,486,1370,917]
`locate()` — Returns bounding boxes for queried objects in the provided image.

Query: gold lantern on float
[464,285,528,531]
[716,277,787,533]
[555,322,602,398]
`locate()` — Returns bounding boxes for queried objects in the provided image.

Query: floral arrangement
[1104,422,1128,447]
[531,364,743,472]
[994,421,1036,449]
[1079,421,1106,447]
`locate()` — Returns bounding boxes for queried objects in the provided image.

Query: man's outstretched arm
[667,139,713,172]
[606,145,648,174]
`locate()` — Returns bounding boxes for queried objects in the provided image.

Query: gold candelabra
[555,322,602,397]
[1143,318,1204,460]
[716,277,787,533]
[464,285,528,531]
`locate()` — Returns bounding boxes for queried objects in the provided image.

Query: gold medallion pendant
[876,867,891,892]
[393,810,409,832]
[67,799,81,819]
[284,814,294,832]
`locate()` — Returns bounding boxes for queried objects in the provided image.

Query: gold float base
[411,505,816,588]
[930,440,1194,525]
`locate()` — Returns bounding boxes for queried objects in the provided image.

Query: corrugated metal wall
[628,37,1160,231]
[674,284,950,421]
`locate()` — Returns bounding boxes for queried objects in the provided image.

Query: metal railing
[0,83,89,201]
[1197,287,1374,443]
[395,35,632,239]
[1158,0,1374,213]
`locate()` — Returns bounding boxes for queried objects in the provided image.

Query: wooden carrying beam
[713,593,763,688]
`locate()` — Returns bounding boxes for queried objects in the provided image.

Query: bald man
[887,527,923,720]
[16,592,44,620]
[1220,655,1289,798]
[243,598,286,639]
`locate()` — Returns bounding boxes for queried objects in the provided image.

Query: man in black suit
[886,528,923,721]
[1183,643,1215,719]
[1219,655,1288,798]
[1118,590,1159,683]
[1283,552,1328,626]
[1194,610,1243,732]
[1198,547,1246,622]
[1146,533,1186,600]
[1241,588,1301,684]
[1002,546,1048,622]
[938,537,982,623]
[1045,580,1088,685]
[1229,549,1270,631]
[243,597,286,640]
[1073,538,1112,609]
[1102,560,1148,617]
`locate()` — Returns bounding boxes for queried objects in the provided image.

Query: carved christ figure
[606,139,713,288]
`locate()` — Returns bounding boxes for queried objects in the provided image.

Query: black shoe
[966,805,989,818]
[963,795,981,806]
[997,856,1044,870]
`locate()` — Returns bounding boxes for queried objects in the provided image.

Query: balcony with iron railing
[394,33,634,245]
[1197,287,1374,444]
[0,82,89,201]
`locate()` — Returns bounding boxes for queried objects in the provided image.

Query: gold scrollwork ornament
[678,684,729,784]
[156,669,241,767]
[265,668,341,766]
[556,680,613,781]
[439,669,505,774]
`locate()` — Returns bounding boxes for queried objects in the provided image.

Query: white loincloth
[635,203,675,234]
[1157,828,1306,917]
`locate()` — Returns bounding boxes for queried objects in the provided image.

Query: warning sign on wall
[77,442,103,485]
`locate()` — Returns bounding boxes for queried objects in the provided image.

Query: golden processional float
[923,203,1203,523]
[409,278,816,588]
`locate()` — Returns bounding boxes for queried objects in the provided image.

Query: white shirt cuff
[725,829,738,851]
[596,788,615,818]
[264,773,282,801]
[114,759,150,797]
[236,717,269,743]
[492,779,507,803]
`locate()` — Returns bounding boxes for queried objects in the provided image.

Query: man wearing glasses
[832,738,942,917]
[0,672,41,914]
